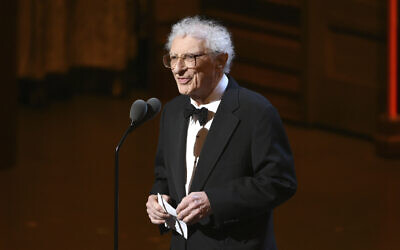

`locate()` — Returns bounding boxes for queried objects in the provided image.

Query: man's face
[169,36,221,102]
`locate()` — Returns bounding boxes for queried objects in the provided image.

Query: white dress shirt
[185,74,228,195]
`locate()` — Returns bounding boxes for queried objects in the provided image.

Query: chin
[177,87,189,96]
[181,90,194,96]
[177,85,193,96]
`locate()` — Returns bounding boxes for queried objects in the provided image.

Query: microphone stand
[114,123,134,250]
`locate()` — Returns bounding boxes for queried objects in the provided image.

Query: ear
[215,53,228,70]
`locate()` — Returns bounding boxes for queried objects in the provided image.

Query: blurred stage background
[1,0,400,249]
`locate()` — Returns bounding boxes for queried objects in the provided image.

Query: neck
[192,95,212,106]
[191,73,225,105]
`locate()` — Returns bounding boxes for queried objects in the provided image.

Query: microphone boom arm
[114,123,135,250]
[113,97,161,250]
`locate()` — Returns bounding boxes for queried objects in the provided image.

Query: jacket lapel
[189,79,240,192]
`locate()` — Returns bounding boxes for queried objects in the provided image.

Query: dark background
[1,0,400,249]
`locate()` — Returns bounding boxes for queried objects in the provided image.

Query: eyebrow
[169,52,203,56]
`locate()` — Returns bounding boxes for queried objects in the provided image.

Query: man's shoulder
[226,78,280,122]
[227,76,272,109]
[237,86,272,108]
[228,85,273,118]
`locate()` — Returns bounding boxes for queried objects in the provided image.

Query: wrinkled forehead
[169,35,209,55]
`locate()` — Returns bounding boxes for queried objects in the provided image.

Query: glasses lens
[184,55,196,68]
[163,54,200,69]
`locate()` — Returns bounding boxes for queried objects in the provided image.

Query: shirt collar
[190,74,228,113]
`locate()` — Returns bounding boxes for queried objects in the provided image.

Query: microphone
[143,97,162,122]
[130,97,162,127]
[129,99,147,124]
[114,97,161,250]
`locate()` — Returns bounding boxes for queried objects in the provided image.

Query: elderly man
[146,16,297,250]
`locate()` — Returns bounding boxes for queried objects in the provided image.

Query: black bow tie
[184,104,209,126]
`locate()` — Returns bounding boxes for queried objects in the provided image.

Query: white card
[157,193,188,239]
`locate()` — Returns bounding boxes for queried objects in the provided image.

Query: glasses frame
[162,52,214,69]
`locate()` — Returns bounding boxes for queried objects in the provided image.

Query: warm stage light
[388,0,398,118]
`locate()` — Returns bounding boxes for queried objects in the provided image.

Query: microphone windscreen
[145,97,162,121]
[130,99,147,123]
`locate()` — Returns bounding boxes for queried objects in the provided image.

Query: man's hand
[176,192,211,224]
[146,194,171,224]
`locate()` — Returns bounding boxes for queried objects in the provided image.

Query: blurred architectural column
[375,0,400,157]
[17,0,135,79]
[0,1,17,169]
[18,0,68,79]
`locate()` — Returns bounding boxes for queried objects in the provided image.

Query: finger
[149,212,167,221]
[147,194,158,203]
[177,201,193,219]
[177,207,189,220]
[148,215,166,225]
[149,202,170,217]
[192,192,211,215]
[146,201,169,218]
[177,201,199,220]
[162,194,171,203]
[148,196,167,213]
[148,208,169,220]
[146,207,165,220]
[152,202,167,213]
[176,193,203,219]
[176,197,190,214]
[146,195,159,210]
[182,208,201,224]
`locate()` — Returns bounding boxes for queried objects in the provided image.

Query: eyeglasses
[162,53,211,69]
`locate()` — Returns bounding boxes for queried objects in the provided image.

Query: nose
[172,57,187,74]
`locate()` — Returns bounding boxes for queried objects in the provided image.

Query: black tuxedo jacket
[151,77,297,250]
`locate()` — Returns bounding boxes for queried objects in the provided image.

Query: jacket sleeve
[205,105,297,227]
[150,108,170,196]
[149,109,171,234]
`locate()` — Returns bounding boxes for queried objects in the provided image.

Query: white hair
[165,16,235,73]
